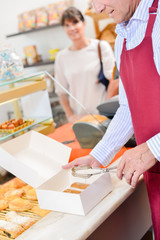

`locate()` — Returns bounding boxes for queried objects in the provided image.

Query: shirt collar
[116,0,154,36]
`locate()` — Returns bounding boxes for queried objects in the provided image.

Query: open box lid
[0,131,71,188]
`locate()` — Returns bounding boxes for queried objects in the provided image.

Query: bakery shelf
[0,116,51,142]
[6,23,61,38]
[24,60,55,68]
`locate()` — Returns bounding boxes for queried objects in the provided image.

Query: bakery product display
[0,220,24,238]
[63,189,81,194]
[0,118,34,134]
[70,182,90,190]
[31,205,51,217]
[9,198,33,212]
[5,189,24,201]
[6,211,36,230]
[0,200,9,211]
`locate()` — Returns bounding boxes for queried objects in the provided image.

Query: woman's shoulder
[57,48,70,58]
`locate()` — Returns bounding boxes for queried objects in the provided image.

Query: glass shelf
[6,23,61,38]
[0,116,51,141]
[0,71,45,87]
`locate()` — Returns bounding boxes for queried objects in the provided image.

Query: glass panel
[46,72,110,149]
[0,71,45,87]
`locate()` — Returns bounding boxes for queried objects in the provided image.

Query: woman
[55,7,115,122]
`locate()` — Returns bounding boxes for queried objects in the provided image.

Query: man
[63,0,160,238]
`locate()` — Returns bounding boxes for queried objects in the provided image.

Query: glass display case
[0,71,55,142]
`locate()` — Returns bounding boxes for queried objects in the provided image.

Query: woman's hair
[61,7,85,26]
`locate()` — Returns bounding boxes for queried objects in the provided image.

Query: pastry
[6,211,36,230]
[0,220,24,238]
[21,185,33,194]
[70,182,90,190]
[31,205,50,217]
[0,200,9,211]
[5,189,24,201]
[3,178,27,190]
[9,198,33,212]
[25,188,37,201]
[63,189,81,194]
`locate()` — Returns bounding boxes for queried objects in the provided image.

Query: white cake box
[0,131,112,216]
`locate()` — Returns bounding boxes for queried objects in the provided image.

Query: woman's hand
[62,154,101,169]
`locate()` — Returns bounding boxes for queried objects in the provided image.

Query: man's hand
[62,154,101,169]
[117,142,157,188]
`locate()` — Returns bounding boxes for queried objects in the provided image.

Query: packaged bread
[0,200,9,211]
[0,220,24,238]
[70,182,90,190]
[63,189,81,194]
[6,211,36,230]
[9,198,33,212]
[31,205,50,217]
[5,189,24,201]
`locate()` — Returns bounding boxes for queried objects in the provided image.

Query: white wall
[0,0,97,74]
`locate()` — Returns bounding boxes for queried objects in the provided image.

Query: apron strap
[145,0,158,37]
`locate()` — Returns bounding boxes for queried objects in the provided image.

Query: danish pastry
[63,189,81,194]
[5,189,24,201]
[0,200,9,211]
[70,182,90,190]
[31,205,50,217]
[6,211,36,230]
[9,198,33,212]
[0,220,24,238]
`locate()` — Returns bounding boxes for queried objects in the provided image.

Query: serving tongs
[72,165,117,179]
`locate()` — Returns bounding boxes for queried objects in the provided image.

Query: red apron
[120,0,160,238]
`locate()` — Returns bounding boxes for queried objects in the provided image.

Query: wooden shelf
[24,60,55,68]
[6,23,61,38]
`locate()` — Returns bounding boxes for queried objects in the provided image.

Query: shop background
[0,0,99,74]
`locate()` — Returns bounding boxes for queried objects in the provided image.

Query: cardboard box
[0,131,112,215]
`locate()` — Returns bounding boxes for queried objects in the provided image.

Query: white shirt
[91,0,160,165]
[55,39,115,116]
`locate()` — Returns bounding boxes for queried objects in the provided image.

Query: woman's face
[63,19,86,41]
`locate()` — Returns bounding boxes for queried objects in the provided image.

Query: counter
[16,162,152,240]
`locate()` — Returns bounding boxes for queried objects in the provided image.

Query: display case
[0,71,55,142]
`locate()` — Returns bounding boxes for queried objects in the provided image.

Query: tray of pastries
[0,119,34,134]
[0,177,51,239]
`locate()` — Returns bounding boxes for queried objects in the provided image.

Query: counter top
[17,166,138,240]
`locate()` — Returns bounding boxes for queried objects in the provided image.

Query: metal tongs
[72,165,117,179]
